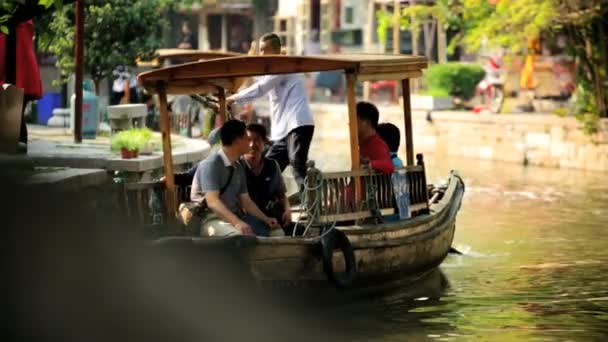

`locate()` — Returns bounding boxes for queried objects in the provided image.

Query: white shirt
[232,74,314,141]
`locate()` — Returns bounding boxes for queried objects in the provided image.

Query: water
[307,144,608,341]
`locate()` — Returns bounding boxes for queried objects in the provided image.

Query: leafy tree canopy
[378,0,608,119]
[40,0,169,93]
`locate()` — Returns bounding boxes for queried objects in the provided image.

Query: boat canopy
[138,54,427,94]
[137,54,428,215]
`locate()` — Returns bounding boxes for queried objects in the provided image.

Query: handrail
[320,165,423,179]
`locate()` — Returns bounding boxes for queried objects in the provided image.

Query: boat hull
[245,171,464,288]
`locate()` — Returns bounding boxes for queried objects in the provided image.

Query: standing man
[191,120,280,237]
[226,32,314,189]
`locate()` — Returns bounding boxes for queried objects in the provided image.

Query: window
[345,6,354,24]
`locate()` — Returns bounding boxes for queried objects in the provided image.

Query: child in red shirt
[357,102,394,174]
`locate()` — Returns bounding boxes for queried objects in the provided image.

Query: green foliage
[377,0,608,118]
[423,63,485,100]
[110,128,152,152]
[0,0,65,33]
[41,0,168,90]
[571,81,600,135]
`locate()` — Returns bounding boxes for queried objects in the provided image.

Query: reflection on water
[308,140,608,341]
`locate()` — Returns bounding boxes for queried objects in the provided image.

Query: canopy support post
[401,78,414,166]
[157,81,177,217]
[218,87,227,121]
[346,73,361,201]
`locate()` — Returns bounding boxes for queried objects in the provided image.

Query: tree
[1,0,69,33]
[40,0,168,94]
[378,0,608,120]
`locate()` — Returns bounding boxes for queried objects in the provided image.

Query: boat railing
[121,154,430,227]
[305,154,430,224]
[121,179,192,227]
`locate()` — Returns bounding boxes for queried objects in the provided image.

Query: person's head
[220,120,250,155]
[243,123,269,163]
[259,33,282,55]
[181,21,191,34]
[356,101,380,139]
[377,122,401,153]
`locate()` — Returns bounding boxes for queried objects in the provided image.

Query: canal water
[305,144,608,341]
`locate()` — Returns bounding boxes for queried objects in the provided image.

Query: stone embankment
[311,103,608,172]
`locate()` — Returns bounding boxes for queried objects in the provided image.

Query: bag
[179,166,234,233]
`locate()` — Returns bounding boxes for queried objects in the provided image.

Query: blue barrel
[37,92,62,125]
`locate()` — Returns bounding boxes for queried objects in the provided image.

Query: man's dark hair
[246,123,268,143]
[260,32,282,51]
[377,122,401,152]
[220,120,247,146]
[356,101,380,130]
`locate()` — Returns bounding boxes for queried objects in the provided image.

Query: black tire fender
[320,228,357,288]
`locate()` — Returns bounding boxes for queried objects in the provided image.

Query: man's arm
[239,193,280,229]
[370,157,395,174]
[228,75,284,105]
[206,191,248,228]
[368,145,395,174]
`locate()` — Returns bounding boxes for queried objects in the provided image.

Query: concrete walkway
[26,125,211,172]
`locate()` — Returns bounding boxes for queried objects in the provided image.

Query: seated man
[190,120,281,237]
[239,123,302,235]
[377,122,404,168]
[356,102,394,174]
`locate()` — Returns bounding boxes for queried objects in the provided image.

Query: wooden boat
[132,54,465,289]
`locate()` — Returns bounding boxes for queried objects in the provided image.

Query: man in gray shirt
[191,120,280,236]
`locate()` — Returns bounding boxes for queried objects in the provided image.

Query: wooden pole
[392,0,401,103]
[157,81,177,216]
[74,0,84,143]
[401,78,414,166]
[218,88,227,121]
[363,0,375,101]
[346,73,361,201]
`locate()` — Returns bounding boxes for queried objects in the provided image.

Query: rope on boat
[294,170,339,238]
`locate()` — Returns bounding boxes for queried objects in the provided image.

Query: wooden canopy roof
[138,54,427,95]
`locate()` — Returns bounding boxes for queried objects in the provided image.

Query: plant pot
[120,148,139,159]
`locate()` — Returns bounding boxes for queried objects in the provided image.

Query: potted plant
[110,128,149,159]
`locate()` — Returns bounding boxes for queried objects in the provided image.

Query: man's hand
[281,208,292,225]
[265,217,281,230]
[226,96,236,107]
[361,158,371,169]
[235,221,254,235]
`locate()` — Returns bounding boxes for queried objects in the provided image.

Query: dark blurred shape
[2,167,348,342]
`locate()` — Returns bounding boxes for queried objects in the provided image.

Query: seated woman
[377,122,404,168]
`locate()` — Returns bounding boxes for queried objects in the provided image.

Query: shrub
[423,63,485,100]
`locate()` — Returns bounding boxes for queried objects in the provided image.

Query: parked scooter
[476,54,506,113]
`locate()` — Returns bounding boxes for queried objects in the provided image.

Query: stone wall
[310,103,608,172]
